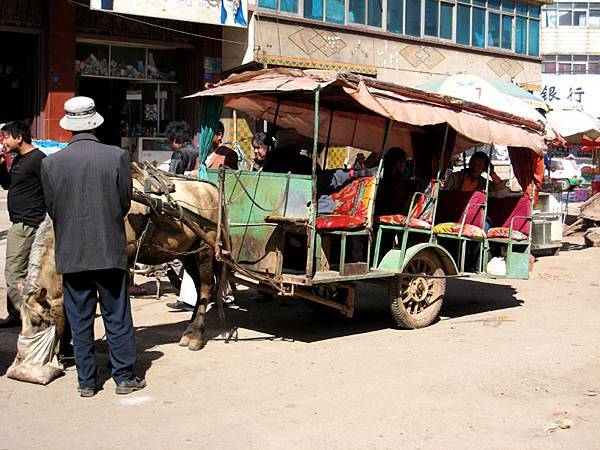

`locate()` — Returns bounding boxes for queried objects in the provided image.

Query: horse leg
[179,246,214,351]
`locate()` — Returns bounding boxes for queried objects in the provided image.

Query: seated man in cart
[374,147,413,216]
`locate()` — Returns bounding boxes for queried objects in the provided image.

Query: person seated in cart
[252,129,312,175]
[204,121,238,170]
[374,147,413,216]
[443,151,505,196]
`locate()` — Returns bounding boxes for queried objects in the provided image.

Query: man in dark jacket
[41,96,145,397]
[166,121,197,174]
[0,121,46,328]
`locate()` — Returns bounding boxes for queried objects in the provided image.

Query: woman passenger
[443,151,505,195]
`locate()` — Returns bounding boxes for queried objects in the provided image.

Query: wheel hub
[407,277,430,303]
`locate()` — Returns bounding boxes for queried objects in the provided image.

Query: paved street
[1,192,599,449]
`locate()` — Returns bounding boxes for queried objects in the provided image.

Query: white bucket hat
[59,96,104,132]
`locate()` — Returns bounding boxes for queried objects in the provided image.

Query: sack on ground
[486,257,507,276]
[6,325,63,385]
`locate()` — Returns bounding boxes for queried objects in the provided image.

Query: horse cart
[181,68,546,329]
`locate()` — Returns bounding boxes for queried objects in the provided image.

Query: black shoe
[78,387,96,398]
[115,376,146,395]
[166,301,194,312]
[0,316,21,328]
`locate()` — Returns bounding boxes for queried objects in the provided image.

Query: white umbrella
[547,101,600,144]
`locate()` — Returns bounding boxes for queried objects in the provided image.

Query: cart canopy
[185,68,547,157]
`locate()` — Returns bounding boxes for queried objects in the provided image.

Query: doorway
[0,31,41,125]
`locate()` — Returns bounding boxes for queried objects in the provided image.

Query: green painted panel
[228,224,284,274]
[505,250,530,279]
[207,169,312,224]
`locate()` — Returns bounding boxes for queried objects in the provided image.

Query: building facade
[0,0,223,144]
[540,1,600,117]
[224,0,547,88]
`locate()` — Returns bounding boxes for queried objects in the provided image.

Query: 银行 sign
[90,0,248,28]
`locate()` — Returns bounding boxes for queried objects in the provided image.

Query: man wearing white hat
[41,96,145,397]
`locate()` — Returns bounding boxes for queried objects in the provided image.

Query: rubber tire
[389,251,446,329]
[558,179,570,192]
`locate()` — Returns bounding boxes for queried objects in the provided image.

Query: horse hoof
[188,339,205,351]
[178,336,190,347]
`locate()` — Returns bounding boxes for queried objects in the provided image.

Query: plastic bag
[486,257,507,276]
[6,325,64,385]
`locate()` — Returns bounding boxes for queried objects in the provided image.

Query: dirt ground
[1,192,600,449]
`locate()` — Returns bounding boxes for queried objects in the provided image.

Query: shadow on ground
[130,278,523,350]
[0,277,523,378]
[442,278,522,319]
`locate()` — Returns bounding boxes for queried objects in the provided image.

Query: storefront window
[326,0,345,23]
[387,0,403,33]
[148,50,176,81]
[110,46,146,79]
[488,12,501,47]
[471,7,485,47]
[405,0,421,36]
[76,43,176,82]
[349,0,366,24]
[367,0,382,27]
[75,43,109,76]
[304,0,324,20]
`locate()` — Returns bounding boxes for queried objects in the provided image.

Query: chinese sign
[90,0,248,28]
[537,74,600,118]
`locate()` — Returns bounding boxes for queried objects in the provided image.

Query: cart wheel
[389,251,445,329]
[558,179,570,191]
[303,286,348,316]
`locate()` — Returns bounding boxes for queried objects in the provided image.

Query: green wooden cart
[190,69,547,328]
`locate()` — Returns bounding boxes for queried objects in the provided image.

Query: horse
[16,165,225,370]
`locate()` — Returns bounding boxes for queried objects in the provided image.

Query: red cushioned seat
[433,222,487,240]
[375,214,432,229]
[487,227,528,241]
[316,215,367,230]
[375,179,436,229]
[316,176,376,231]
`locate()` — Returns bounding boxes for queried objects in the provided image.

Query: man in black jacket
[41,97,145,397]
[0,121,46,328]
[166,121,197,175]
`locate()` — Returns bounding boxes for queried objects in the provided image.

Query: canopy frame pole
[306,88,321,277]
[369,118,394,255]
[478,143,494,273]
[429,124,450,244]
[323,109,334,169]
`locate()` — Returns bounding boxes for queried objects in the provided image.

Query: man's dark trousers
[63,269,136,389]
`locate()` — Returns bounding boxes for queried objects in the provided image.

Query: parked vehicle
[187,69,546,329]
[550,157,585,191]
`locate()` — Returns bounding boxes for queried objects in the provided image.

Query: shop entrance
[77,76,128,146]
[0,31,41,125]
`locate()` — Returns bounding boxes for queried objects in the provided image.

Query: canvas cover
[186,69,546,157]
